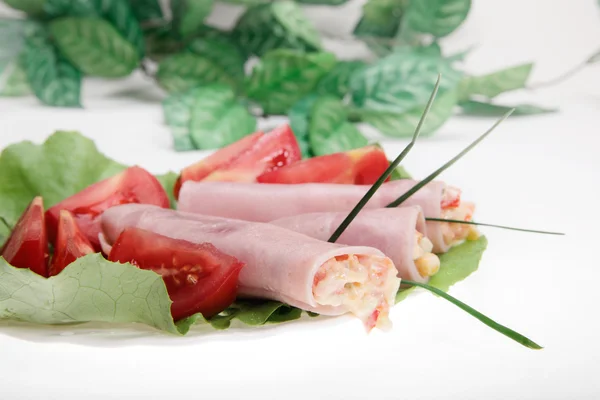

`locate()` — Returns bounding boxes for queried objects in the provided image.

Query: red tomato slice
[48,210,95,277]
[1,196,48,277]
[257,145,389,185]
[257,153,354,184]
[46,166,170,252]
[174,131,264,198]
[175,125,301,198]
[108,228,244,321]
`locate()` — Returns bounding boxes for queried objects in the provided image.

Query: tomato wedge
[174,131,264,198]
[108,228,244,321]
[48,210,95,277]
[175,124,301,198]
[1,196,48,277]
[46,166,170,252]
[257,145,390,185]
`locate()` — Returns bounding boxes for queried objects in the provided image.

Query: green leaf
[296,0,349,3]
[187,35,246,83]
[99,0,146,57]
[44,0,98,16]
[230,300,303,326]
[188,85,257,149]
[295,0,348,3]
[156,31,246,93]
[50,17,140,78]
[156,52,235,93]
[389,164,412,180]
[459,100,557,116]
[288,94,319,157]
[353,0,407,38]
[428,236,488,292]
[220,0,270,4]
[397,236,488,302]
[3,0,45,15]
[458,63,533,101]
[0,59,32,97]
[129,0,164,22]
[0,18,29,55]
[233,2,322,57]
[163,85,257,151]
[350,50,462,114]
[45,0,146,58]
[0,254,190,334]
[308,96,368,156]
[405,0,471,37]
[316,60,367,98]
[171,0,214,38]
[162,89,198,151]
[0,131,125,223]
[21,30,81,107]
[271,1,322,49]
[359,88,458,137]
[246,49,337,115]
[154,171,178,208]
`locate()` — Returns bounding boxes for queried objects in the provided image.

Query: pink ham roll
[177,180,479,253]
[271,207,439,284]
[100,204,401,331]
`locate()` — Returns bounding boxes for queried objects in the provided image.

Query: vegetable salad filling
[441,187,481,248]
[313,254,400,331]
[414,232,440,278]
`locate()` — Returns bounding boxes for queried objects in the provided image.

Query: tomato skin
[349,146,391,185]
[257,153,353,184]
[1,196,48,277]
[257,145,389,185]
[175,125,302,197]
[174,131,264,198]
[46,166,170,252]
[48,210,95,277]
[108,228,244,321]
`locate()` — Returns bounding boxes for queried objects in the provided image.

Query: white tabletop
[1,1,599,399]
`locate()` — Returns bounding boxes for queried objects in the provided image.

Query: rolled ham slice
[177,180,478,253]
[271,207,439,284]
[100,204,401,330]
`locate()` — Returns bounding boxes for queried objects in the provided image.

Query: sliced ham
[100,204,401,330]
[270,207,439,283]
[177,180,475,253]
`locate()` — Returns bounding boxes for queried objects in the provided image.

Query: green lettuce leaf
[428,235,488,292]
[396,236,488,302]
[0,253,185,333]
[0,131,124,225]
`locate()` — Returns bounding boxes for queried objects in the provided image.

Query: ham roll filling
[440,187,480,248]
[313,254,398,331]
[414,232,440,278]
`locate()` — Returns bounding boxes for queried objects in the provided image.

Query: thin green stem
[528,48,600,89]
[425,218,565,236]
[327,74,442,243]
[402,279,542,350]
[386,109,514,208]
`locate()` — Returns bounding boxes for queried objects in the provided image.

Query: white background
[1,0,599,399]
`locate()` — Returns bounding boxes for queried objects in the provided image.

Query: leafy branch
[0,0,560,154]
